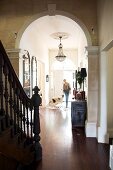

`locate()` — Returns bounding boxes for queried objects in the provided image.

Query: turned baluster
[0,55,5,132]
[26,102,29,138]
[22,100,26,136]
[0,56,4,114]
[19,99,23,140]
[31,86,42,161]
[3,64,10,127]
[12,82,17,134]
[8,74,13,125]
[16,88,20,133]
[30,105,33,140]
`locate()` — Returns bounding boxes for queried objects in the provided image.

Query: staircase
[0,41,42,170]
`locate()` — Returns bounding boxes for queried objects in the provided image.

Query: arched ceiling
[20,15,87,51]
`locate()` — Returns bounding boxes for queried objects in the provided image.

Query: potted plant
[76,71,84,89]
[75,68,87,100]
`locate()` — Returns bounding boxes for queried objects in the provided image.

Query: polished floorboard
[36,103,110,170]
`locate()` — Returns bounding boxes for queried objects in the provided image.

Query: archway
[15,10,95,138]
[15,10,92,48]
[16,12,91,103]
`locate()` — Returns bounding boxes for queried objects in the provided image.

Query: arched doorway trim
[15,10,92,48]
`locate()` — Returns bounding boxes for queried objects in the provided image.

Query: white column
[98,51,109,143]
[85,46,99,138]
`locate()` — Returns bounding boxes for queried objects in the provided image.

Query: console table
[71,100,87,129]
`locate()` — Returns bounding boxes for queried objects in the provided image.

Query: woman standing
[63,79,71,108]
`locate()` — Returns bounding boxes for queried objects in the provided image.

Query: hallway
[36,105,110,170]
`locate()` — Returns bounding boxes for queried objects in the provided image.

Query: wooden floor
[35,103,110,170]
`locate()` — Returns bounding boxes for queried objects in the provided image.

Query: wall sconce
[46,75,49,82]
[91,27,95,34]
[14,32,18,39]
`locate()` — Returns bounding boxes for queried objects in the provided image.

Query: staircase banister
[0,40,36,166]
[0,40,30,102]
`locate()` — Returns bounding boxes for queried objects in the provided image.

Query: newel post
[31,86,42,161]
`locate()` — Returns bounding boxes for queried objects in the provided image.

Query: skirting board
[97,127,109,144]
[85,121,97,137]
[98,127,109,143]
[109,145,113,170]
[85,121,109,143]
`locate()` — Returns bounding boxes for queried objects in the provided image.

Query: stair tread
[0,115,5,120]
[0,140,35,165]
[0,127,35,165]
[0,126,13,135]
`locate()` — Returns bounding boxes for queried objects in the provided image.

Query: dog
[48,96,63,109]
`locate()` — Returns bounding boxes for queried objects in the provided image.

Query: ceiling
[20,15,87,50]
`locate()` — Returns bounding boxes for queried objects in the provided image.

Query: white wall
[19,31,49,106]
[98,0,113,50]
[97,0,113,142]
[107,47,113,137]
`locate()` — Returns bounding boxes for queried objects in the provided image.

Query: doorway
[49,69,75,102]
[18,14,88,106]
